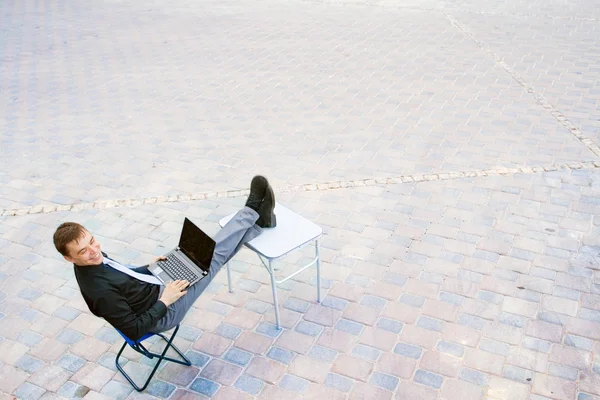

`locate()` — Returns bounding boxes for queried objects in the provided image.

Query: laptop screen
[178,218,216,271]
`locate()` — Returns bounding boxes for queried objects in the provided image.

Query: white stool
[219,203,322,329]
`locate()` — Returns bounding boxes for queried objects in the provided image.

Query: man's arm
[94,287,167,341]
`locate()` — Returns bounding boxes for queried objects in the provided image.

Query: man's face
[64,230,104,266]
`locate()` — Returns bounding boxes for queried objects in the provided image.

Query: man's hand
[152,255,167,264]
[159,280,189,307]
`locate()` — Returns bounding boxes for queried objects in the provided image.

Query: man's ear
[64,254,74,263]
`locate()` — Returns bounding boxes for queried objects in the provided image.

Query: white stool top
[219,203,322,259]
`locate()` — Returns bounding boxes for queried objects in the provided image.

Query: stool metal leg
[115,325,191,392]
[226,262,233,293]
[269,259,282,330]
[316,239,322,303]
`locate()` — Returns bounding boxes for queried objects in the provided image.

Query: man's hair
[54,222,87,256]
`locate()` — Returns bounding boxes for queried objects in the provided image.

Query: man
[53,176,276,341]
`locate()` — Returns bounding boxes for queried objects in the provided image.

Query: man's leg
[150,207,262,333]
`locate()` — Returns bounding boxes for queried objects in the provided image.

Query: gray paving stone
[400,294,426,308]
[16,355,45,374]
[14,382,46,400]
[335,319,364,336]
[324,373,352,393]
[417,316,444,332]
[279,374,310,393]
[295,321,324,337]
[352,344,381,361]
[57,354,86,373]
[548,363,579,381]
[234,375,264,395]
[100,381,133,400]
[503,365,534,384]
[266,346,295,365]
[459,368,489,386]
[322,296,349,311]
[414,369,443,389]
[308,346,338,363]
[440,291,466,306]
[377,317,404,334]
[370,371,399,391]
[564,334,594,351]
[393,343,423,359]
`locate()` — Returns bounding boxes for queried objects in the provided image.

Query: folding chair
[115,324,191,391]
[219,202,323,329]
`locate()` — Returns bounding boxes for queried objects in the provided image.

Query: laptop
[148,217,215,286]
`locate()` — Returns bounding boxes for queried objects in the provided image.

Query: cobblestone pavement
[1,0,599,399]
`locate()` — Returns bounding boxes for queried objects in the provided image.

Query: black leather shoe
[245,175,268,212]
[257,185,276,228]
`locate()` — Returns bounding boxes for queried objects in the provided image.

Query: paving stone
[57,353,86,373]
[215,323,243,340]
[308,345,338,363]
[393,342,423,359]
[266,346,295,365]
[440,379,483,400]
[352,344,381,361]
[548,362,579,381]
[395,381,438,400]
[414,369,444,389]
[185,350,211,368]
[224,308,262,330]
[459,368,489,386]
[401,293,426,307]
[14,382,46,400]
[321,296,349,311]
[100,380,133,400]
[275,330,314,354]
[479,338,510,356]
[57,381,89,399]
[158,363,200,386]
[503,365,534,384]
[335,318,364,336]
[488,376,530,400]
[419,350,462,378]
[332,354,373,381]
[16,355,45,374]
[71,363,115,392]
[295,321,324,337]
[564,334,594,350]
[324,373,352,393]
[417,315,445,332]
[533,373,577,399]
[189,378,220,397]
[359,326,397,351]
[317,328,356,353]
[193,333,232,357]
[549,345,592,370]
[580,372,600,396]
[522,336,552,353]
[289,354,330,383]
[200,359,242,385]
[0,338,29,364]
[245,357,286,384]
[279,374,310,394]
[234,374,264,396]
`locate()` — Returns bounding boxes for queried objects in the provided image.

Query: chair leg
[115,325,191,392]
[315,239,322,303]
[268,260,282,330]
[226,262,233,293]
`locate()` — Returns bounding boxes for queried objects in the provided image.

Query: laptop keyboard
[160,256,204,283]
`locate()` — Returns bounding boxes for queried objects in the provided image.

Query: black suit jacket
[73,253,166,341]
